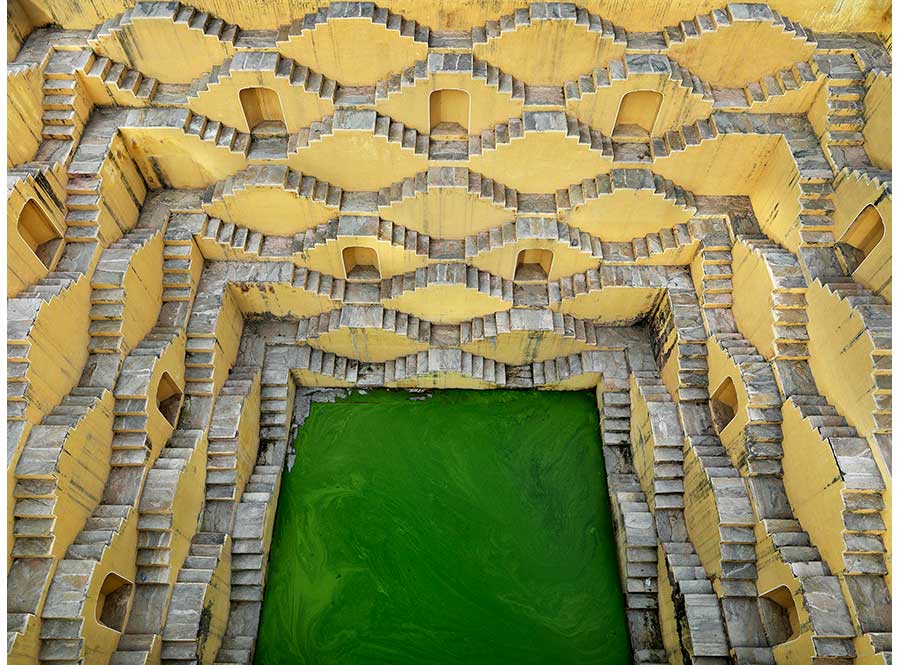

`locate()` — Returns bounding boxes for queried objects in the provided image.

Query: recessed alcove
[836,204,885,274]
[758,585,800,645]
[96,572,133,632]
[17,199,62,270]
[156,371,184,427]
[429,89,470,139]
[341,246,382,282]
[612,90,663,141]
[709,376,738,433]
[239,86,287,136]
[514,248,553,282]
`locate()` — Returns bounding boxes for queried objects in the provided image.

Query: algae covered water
[254,389,631,665]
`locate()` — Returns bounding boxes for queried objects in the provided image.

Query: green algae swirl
[255,390,631,665]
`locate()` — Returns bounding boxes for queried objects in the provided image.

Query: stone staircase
[90,2,239,47]
[64,111,135,245]
[37,364,179,664]
[40,49,93,143]
[788,391,891,656]
[378,167,518,217]
[563,54,713,104]
[741,238,811,359]
[291,267,346,303]
[713,333,859,661]
[662,4,814,48]
[188,51,337,105]
[135,431,205,585]
[472,3,624,49]
[293,346,360,385]
[293,110,429,158]
[597,380,668,665]
[162,214,203,303]
[214,354,291,665]
[64,173,104,243]
[548,267,602,303]
[601,223,696,264]
[294,217,430,259]
[791,391,888,561]
[182,112,252,158]
[630,371,733,662]
[89,228,159,354]
[7,245,94,423]
[820,279,892,432]
[796,177,837,249]
[11,386,109,559]
[719,60,819,109]
[159,533,228,664]
[697,240,734,310]
[202,164,343,221]
[205,368,261,513]
[470,111,613,159]
[381,264,514,305]
[459,308,606,353]
[385,349,507,385]
[83,54,158,105]
[471,56,526,99]
[183,336,217,398]
[201,217,264,259]
[280,2,429,48]
[556,168,698,217]
[297,305,432,348]
[812,54,867,152]
[376,53,525,107]
[646,116,719,161]
[463,217,602,262]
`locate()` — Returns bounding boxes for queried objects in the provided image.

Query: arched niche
[239,86,286,135]
[17,199,62,269]
[342,246,381,282]
[514,248,553,282]
[429,89,470,138]
[837,203,885,274]
[613,90,663,140]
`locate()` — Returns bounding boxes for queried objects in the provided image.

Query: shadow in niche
[709,375,737,433]
[514,248,553,282]
[342,246,382,282]
[836,203,885,274]
[96,572,133,632]
[17,199,62,270]
[156,371,183,427]
[429,88,470,138]
[758,585,799,646]
[612,90,663,141]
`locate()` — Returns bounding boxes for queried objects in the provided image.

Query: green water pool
[254,389,631,665]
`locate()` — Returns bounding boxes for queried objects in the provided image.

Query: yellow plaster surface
[276,20,428,85]
[667,22,816,88]
[473,20,625,85]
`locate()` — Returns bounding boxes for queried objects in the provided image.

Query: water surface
[255,389,631,665]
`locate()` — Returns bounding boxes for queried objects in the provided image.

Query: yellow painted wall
[731,241,779,360]
[831,175,891,302]
[806,281,881,443]
[863,73,891,170]
[7,65,43,167]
